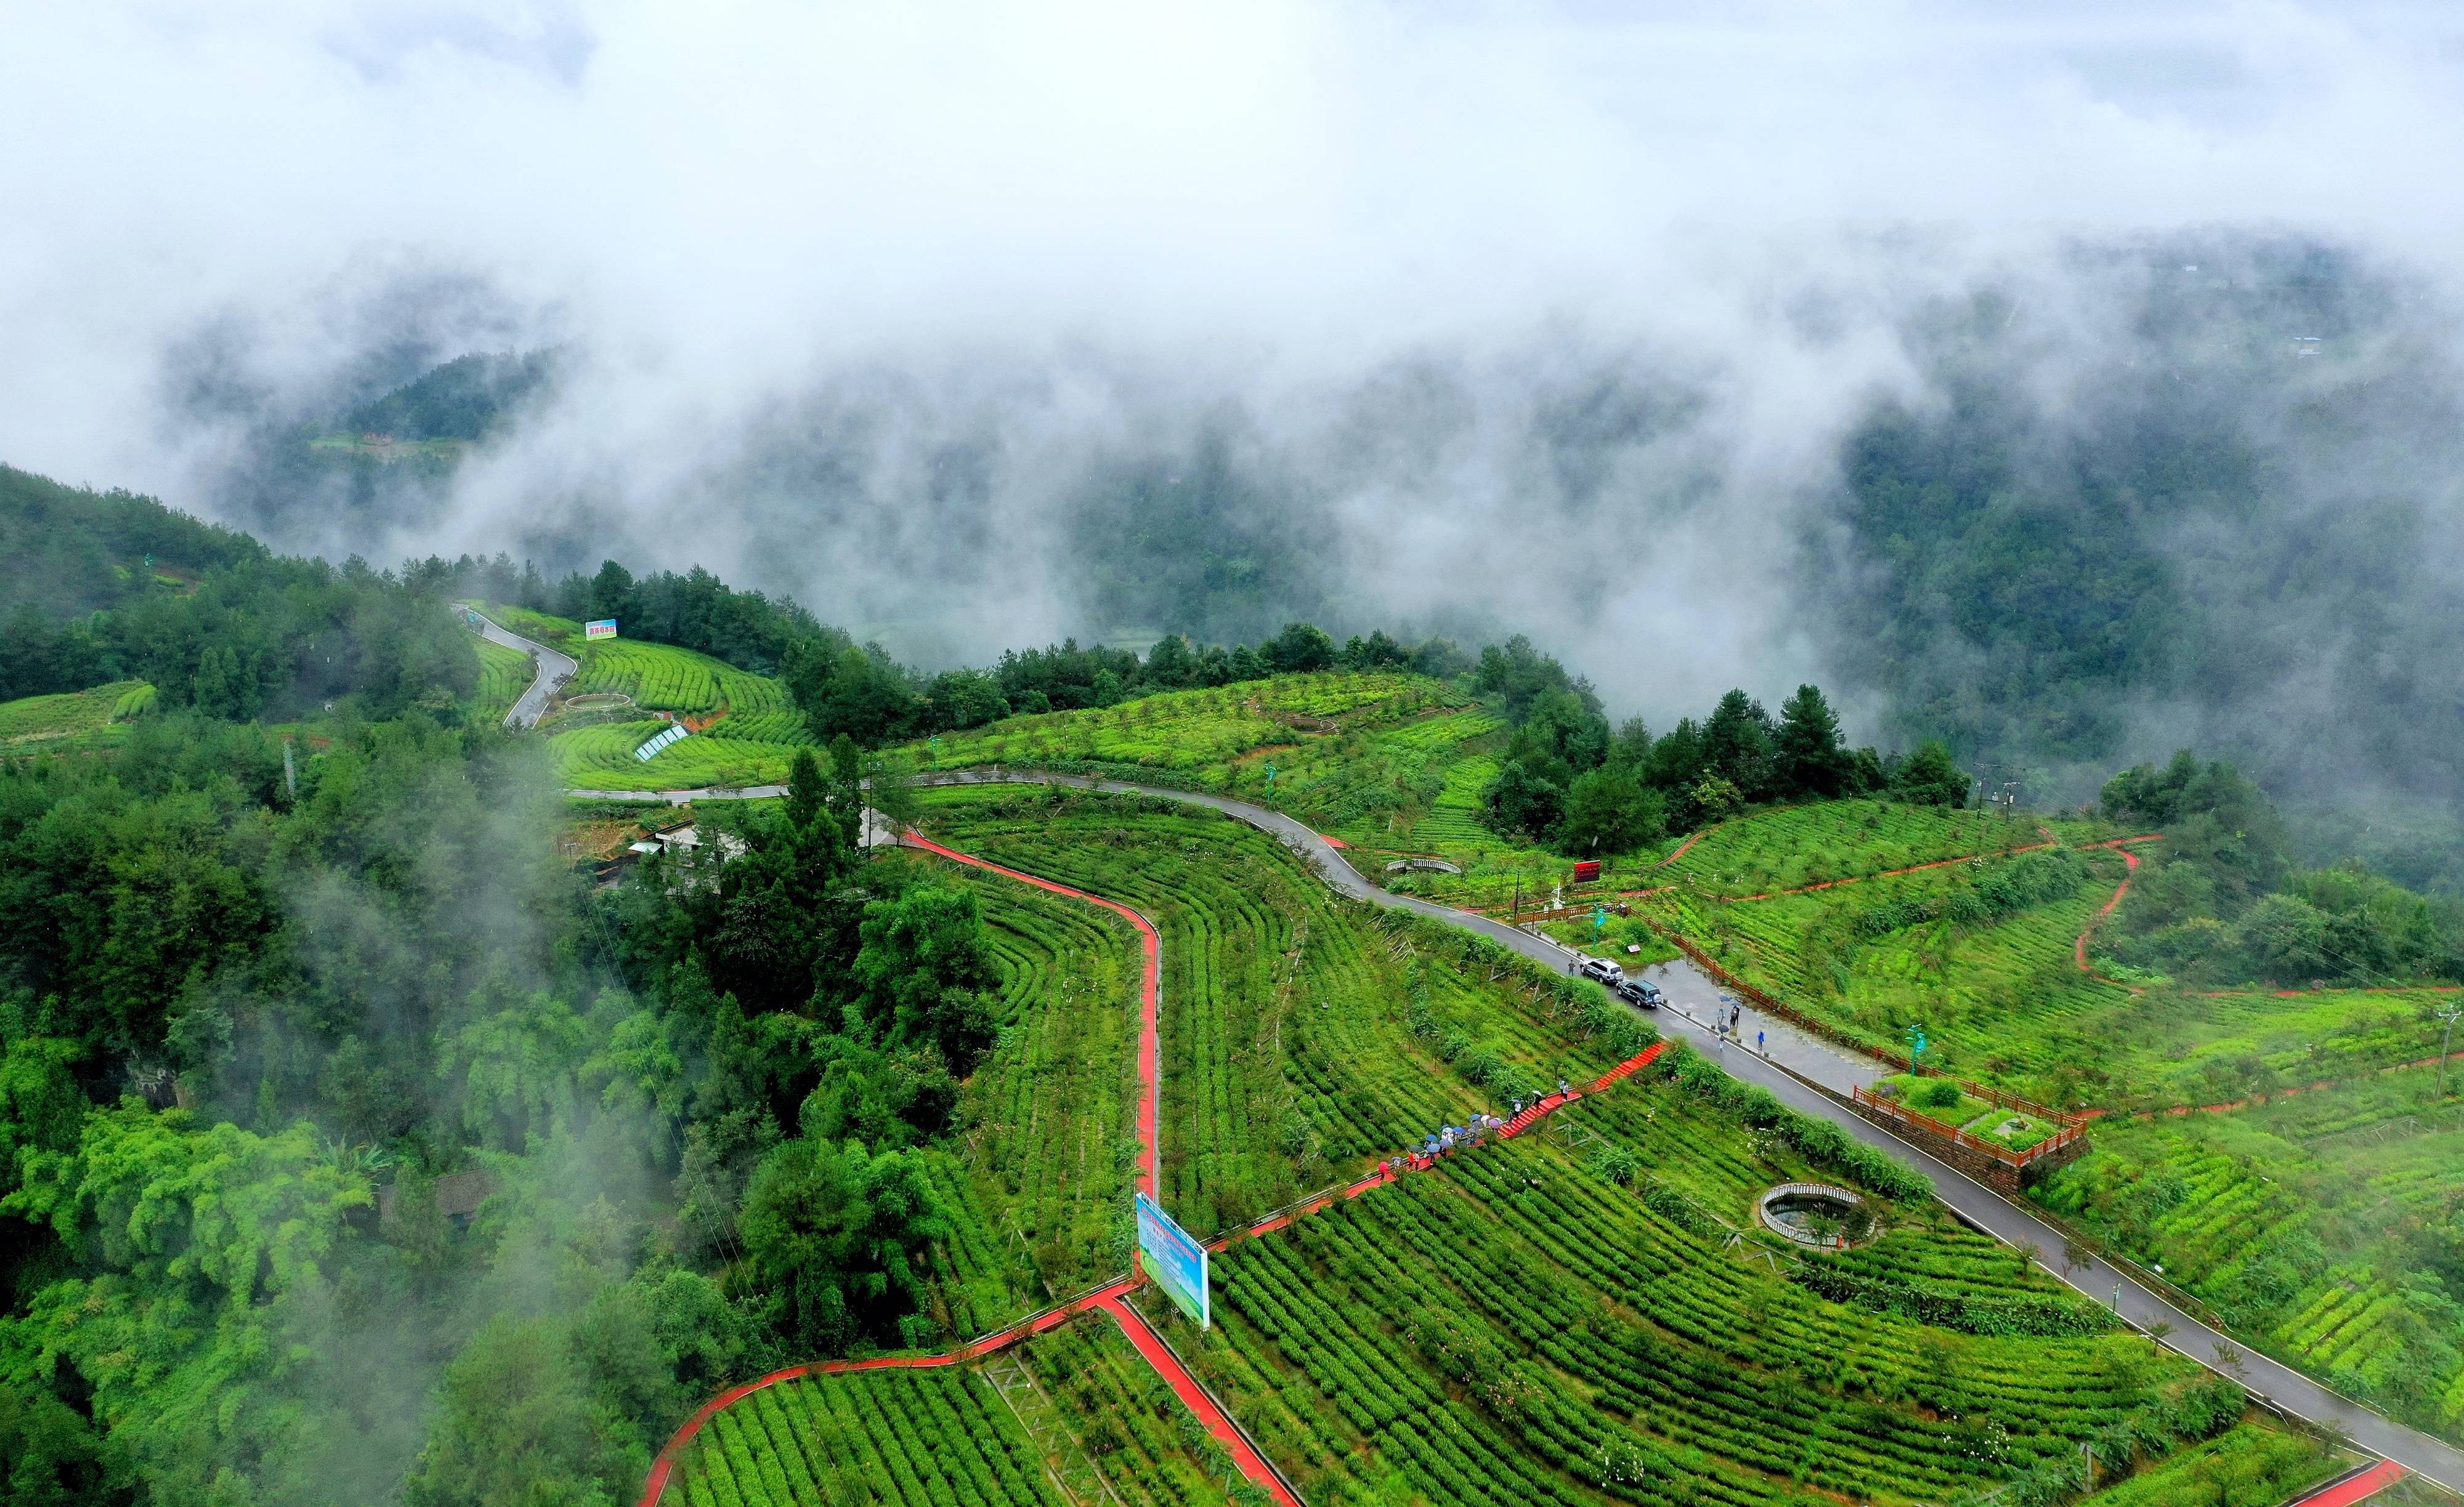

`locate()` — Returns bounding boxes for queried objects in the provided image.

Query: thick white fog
[7,1,2464,724]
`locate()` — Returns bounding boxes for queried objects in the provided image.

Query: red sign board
[1571,860,1602,883]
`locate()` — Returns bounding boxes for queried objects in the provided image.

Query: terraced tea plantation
[1013,1317,1268,1505]
[1640,846,2133,1094]
[469,634,534,720]
[468,604,819,788]
[553,718,813,791]
[908,676,1520,850]
[2036,1061,2464,1441]
[2070,1422,2344,1506]
[0,679,153,749]
[1655,800,2088,900]
[661,1368,1062,1507]
[1173,1056,2246,1507]
[912,786,1643,1235]
[656,784,2377,1507]
[912,861,1145,1332]
[573,637,803,721]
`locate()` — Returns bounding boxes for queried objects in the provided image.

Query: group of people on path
[1381,1077,1578,1177]
[1711,998,1767,1055]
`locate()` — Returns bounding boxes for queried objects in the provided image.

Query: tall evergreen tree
[1701,690,1777,800]
[1773,684,1850,798]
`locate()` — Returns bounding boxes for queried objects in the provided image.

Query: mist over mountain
[12,2,2464,868]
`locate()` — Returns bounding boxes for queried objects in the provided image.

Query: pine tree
[1774,684,1850,798]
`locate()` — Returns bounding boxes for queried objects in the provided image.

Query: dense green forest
[341,352,557,443]
[1821,246,2464,887]
[0,477,1019,1505]
[1472,634,1968,855]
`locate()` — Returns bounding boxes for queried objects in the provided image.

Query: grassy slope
[0,679,153,750]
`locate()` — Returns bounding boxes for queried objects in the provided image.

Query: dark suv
[1616,977,1661,1009]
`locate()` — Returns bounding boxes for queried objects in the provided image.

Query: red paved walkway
[2287,1460,2409,1506]
[1097,1295,1303,1507]
[903,832,1162,1201]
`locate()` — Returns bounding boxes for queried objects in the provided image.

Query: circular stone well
[1755,1182,1875,1249]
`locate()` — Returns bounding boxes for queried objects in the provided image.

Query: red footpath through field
[1096,1294,1303,1507]
[638,826,1672,1507]
[901,831,1161,1202]
[2286,1460,2409,1506]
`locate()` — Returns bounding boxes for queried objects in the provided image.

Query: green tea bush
[1666,1046,1934,1200]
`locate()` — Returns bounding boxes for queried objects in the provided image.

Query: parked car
[1615,978,1660,1009]
[1578,956,1623,986]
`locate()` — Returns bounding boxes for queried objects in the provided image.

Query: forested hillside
[1821,247,2464,886]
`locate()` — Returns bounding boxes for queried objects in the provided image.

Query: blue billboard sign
[1134,1192,1209,1328]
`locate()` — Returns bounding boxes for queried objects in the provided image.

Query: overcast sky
[7,1,2464,708]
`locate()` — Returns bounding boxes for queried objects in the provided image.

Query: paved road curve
[467,608,577,729]
[898,770,2464,1491]
[590,765,2464,1490]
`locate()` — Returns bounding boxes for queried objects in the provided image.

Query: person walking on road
[1756,1029,1765,1055]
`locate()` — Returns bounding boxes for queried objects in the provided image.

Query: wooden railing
[1851,1085,2087,1170]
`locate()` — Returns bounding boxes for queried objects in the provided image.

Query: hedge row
[1664,1046,1935,1201]
[1793,1261,2111,1338]
[1855,849,2089,938]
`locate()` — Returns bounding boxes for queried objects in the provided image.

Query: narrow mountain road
[602,765,2464,1493]
[466,608,577,729]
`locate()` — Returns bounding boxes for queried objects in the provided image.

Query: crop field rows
[1226,706,1501,845]
[552,718,811,791]
[2072,1421,2344,1506]
[663,1368,1063,1507]
[1655,801,2086,901]
[913,787,1629,1236]
[1411,753,1497,850]
[1180,1065,2199,1507]
[2036,1062,2464,1437]
[2133,987,2461,1100]
[915,674,1451,780]
[574,639,798,718]
[1014,1315,1265,1505]
[481,602,585,650]
[470,636,533,720]
[1639,852,2158,1102]
[0,679,153,748]
[655,789,2338,1507]
[915,864,1145,1330]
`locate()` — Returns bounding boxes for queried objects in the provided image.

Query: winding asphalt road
[883,770,2464,1491]
[467,607,577,729]
[551,738,2464,1488]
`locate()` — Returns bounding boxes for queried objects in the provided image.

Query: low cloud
[9,2,2464,761]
